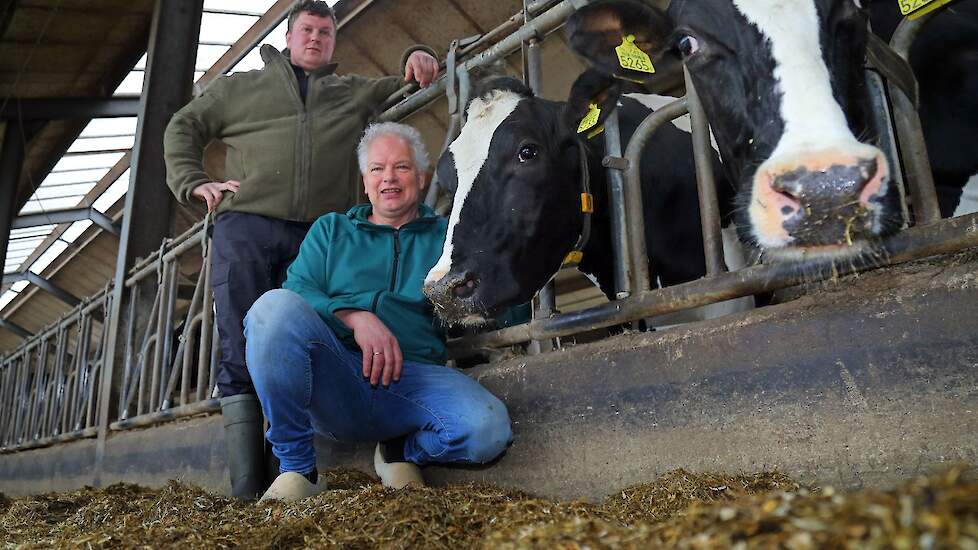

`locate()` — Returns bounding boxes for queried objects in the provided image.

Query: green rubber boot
[220,394,266,499]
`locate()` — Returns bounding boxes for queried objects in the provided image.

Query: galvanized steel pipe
[889,13,942,224]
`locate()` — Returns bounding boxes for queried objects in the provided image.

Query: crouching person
[244,122,513,501]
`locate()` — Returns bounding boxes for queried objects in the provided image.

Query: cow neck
[564,140,594,265]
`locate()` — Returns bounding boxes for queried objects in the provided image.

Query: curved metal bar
[684,67,725,276]
[888,12,942,225]
[623,96,690,294]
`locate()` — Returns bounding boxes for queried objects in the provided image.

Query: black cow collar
[563,140,594,266]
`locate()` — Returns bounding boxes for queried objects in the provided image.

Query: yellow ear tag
[563,251,584,265]
[616,34,655,74]
[577,103,601,134]
[580,193,594,213]
[899,0,953,18]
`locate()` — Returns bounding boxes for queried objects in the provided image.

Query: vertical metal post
[603,110,633,297]
[0,122,26,277]
[208,321,220,398]
[684,67,725,276]
[0,361,11,444]
[12,345,29,443]
[889,13,941,224]
[865,70,910,227]
[525,29,556,353]
[196,251,213,402]
[119,284,139,418]
[95,0,204,485]
[153,259,178,410]
[27,341,46,439]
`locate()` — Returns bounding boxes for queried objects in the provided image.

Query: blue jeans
[244,289,513,475]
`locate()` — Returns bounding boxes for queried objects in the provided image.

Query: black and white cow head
[422,78,592,324]
[568,0,902,259]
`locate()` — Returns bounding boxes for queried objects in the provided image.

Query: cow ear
[562,68,622,138]
[434,150,459,196]
[564,0,681,94]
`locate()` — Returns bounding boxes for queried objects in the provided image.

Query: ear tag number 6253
[616,35,655,74]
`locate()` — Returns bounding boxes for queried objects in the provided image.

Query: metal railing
[1,1,973,449]
[0,288,111,452]
[110,219,220,431]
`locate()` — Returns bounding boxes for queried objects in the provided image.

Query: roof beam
[12,206,120,236]
[0,318,33,339]
[0,122,27,286]
[2,271,81,306]
[0,97,141,120]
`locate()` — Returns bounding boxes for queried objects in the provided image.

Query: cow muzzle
[750,149,890,254]
[422,270,486,325]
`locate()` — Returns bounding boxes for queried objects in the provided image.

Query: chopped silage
[1,466,976,549]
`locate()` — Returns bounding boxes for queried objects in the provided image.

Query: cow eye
[518,144,539,163]
[677,35,700,57]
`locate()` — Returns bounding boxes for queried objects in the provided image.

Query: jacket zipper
[389,229,401,291]
[278,57,309,221]
[370,229,401,312]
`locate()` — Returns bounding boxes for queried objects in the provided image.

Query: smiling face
[363,134,426,227]
[286,12,336,72]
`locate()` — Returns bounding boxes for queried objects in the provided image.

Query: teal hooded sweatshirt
[283,204,449,365]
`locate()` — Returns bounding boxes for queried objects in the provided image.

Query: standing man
[163,0,439,499]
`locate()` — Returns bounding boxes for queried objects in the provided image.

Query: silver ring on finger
[373,351,384,356]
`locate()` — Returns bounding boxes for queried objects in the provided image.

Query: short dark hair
[287,1,337,31]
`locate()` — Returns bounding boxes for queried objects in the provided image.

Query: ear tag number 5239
[616,35,655,74]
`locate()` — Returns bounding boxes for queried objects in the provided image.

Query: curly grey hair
[356,122,430,176]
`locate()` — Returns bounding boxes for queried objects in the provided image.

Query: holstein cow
[424,0,904,324]
[422,71,742,324]
[867,0,978,217]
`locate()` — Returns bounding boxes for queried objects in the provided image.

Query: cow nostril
[767,180,804,217]
[452,278,477,299]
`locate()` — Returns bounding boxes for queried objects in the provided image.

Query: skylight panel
[9,226,56,239]
[28,241,69,275]
[205,0,279,13]
[0,292,18,310]
[31,182,94,200]
[20,196,88,215]
[115,72,144,96]
[52,152,125,173]
[67,135,135,154]
[40,169,105,187]
[60,220,93,244]
[6,238,47,253]
[79,118,138,138]
[92,171,130,212]
[196,44,231,71]
[200,12,258,43]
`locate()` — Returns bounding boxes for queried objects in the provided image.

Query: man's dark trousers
[211,211,312,397]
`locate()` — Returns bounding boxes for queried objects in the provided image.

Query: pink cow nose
[754,151,889,248]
